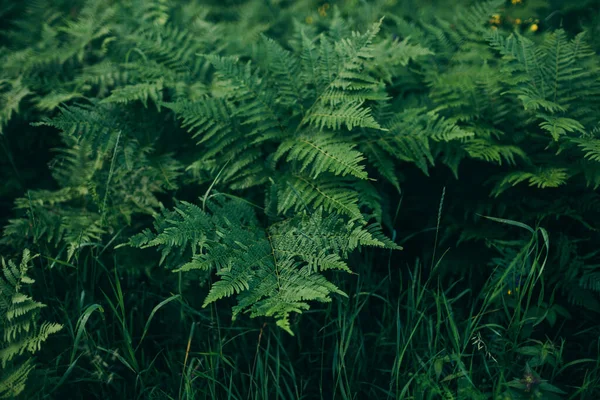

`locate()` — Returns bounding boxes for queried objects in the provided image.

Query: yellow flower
[305,16,313,24]
[530,23,539,32]
[511,0,522,4]
[489,14,501,25]
[515,18,522,25]
[507,289,512,295]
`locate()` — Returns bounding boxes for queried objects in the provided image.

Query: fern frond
[360,140,400,190]
[574,138,600,162]
[32,103,120,152]
[0,250,62,397]
[125,24,205,74]
[163,99,233,146]
[302,20,386,131]
[306,100,382,131]
[538,114,586,141]
[101,79,164,109]
[369,37,433,83]
[0,79,30,134]
[464,139,527,166]
[277,175,363,221]
[493,168,570,196]
[129,198,397,333]
[133,201,212,265]
[259,35,304,109]
[0,359,34,399]
[580,271,600,293]
[366,108,472,175]
[204,54,284,133]
[274,132,369,179]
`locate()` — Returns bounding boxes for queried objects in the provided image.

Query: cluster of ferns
[1,0,600,397]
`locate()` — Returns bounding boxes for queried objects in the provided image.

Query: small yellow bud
[515,18,522,25]
[507,289,512,295]
[530,23,539,32]
[305,16,313,24]
[511,0,522,4]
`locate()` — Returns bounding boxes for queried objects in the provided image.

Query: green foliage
[0,250,62,398]
[1,102,182,260]
[1,0,600,398]
[127,198,399,333]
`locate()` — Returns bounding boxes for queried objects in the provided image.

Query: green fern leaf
[274,133,369,179]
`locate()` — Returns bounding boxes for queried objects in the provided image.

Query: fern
[2,103,182,260]
[302,19,387,130]
[363,108,473,176]
[101,79,164,109]
[0,0,599,397]
[276,175,364,221]
[0,250,62,398]
[126,197,399,333]
[0,79,30,134]
[163,19,434,214]
[273,132,368,180]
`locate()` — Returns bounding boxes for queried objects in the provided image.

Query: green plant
[0,250,62,398]
[1,0,600,399]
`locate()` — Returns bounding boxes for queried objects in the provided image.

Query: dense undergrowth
[1,0,600,398]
